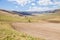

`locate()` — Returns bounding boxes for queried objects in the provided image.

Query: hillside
[0,9,60,23]
[0,10,44,40]
[0,9,60,40]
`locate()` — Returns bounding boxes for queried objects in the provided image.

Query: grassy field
[0,10,60,40]
[0,11,45,40]
[38,13,60,23]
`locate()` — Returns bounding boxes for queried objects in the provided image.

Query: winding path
[12,22,60,40]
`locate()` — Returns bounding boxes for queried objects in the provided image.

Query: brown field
[12,22,60,40]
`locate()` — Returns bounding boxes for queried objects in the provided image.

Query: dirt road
[12,22,60,40]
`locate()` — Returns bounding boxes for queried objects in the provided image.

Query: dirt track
[12,22,60,40]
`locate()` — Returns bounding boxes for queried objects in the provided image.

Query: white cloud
[31,3,36,6]
[8,0,60,6]
[38,0,60,6]
[54,2,60,5]
[8,0,28,6]
[38,0,53,5]
[27,6,58,11]
[27,7,50,11]
[8,0,35,6]
[15,6,18,8]
[7,0,60,11]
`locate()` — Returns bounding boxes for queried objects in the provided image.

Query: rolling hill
[0,9,45,40]
[0,9,60,23]
[0,9,60,40]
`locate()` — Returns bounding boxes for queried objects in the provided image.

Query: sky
[0,0,60,11]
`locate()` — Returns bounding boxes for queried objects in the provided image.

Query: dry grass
[0,11,45,40]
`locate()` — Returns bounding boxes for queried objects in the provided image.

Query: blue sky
[0,0,60,11]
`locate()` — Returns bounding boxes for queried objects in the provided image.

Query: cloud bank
[7,0,60,11]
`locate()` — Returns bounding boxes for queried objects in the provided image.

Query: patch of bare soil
[12,22,60,40]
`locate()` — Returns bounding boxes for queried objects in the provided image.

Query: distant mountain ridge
[0,9,60,16]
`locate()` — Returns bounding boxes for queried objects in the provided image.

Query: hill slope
[0,9,60,40]
[0,10,44,40]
